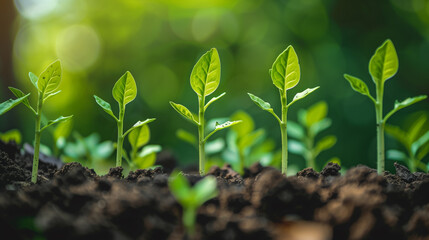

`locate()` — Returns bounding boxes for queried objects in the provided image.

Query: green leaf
[176,129,197,147]
[344,74,375,102]
[8,87,35,114]
[43,90,61,102]
[134,145,162,169]
[407,115,428,143]
[288,139,306,155]
[386,149,407,161]
[204,120,242,142]
[315,135,336,154]
[204,92,225,111]
[247,93,281,123]
[230,110,254,137]
[170,101,198,125]
[29,72,38,89]
[237,129,265,150]
[40,115,73,132]
[287,120,305,139]
[287,87,320,107]
[112,71,137,107]
[306,101,328,128]
[369,39,398,84]
[385,124,410,150]
[309,118,332,136]
[0,129,22,144]
[190,48,221,97]
[384,95,427,123]
[411,130,429,155]
[38,60,62,95]
[417,142,429,161]
[193,176,218,205]
[271,45,300,92]
[128,123,150,149]
[94,95,118,121]
[0,94,31,116]
[205,138,225,155]
[53,118,73,142]
[124,118,156,137]
[169,171,192,202]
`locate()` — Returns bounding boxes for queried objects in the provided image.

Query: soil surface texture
[1,140,429,240]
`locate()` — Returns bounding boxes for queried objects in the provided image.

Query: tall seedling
[344,39,427,173]
[170,48,241,175]
[248,46,319,175]
[94,71,155,167]
[1,60,73,183]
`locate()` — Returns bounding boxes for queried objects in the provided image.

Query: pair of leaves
[169,172,218,209]
[132,145,162,169]
[94,71,137,122]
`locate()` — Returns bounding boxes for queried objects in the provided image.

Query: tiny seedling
[94,71,155,167]
[123,123,162,170]
[344,39,427,173]
[169,171,218,236]
[288,101,337,171]
[63,132,114,171]
[0,129,22,144]
[386,114,429,172]
[248,45,319,175]
[170,48,241,175]
[1,60,73,183]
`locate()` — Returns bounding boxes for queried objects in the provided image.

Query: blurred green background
[1,0,428,172]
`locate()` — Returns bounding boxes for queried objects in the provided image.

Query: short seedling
[169,171,218,236]
[94,71,155,167]
[170,48,241,175]
[248,45,319,175]
[344,39,427,173]
[0,129,22,144]
[0,60,73,183]
[288,101,337,171]
[386,114,429,172]
[124,124,162,170]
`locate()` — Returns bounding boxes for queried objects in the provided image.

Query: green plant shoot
[248,45,319,175]
[0,60,73,183]
[170,48,241,175]
[288,101,337,171]
[124,124,162,170]
[386,114,429,172]
[94,71,155,167]
[344,39,427,173]
[0,129,22,144]
[169,171,218,236]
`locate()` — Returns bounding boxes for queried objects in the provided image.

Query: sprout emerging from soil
[344,39,427,174]
[248,45,319,175]
[169,171,218,236]
[94,71,155,167]
[0,60,73,183]
[288,101,337,171]
[170,48,241,175]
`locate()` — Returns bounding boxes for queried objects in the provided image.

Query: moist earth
[0,140,428,240]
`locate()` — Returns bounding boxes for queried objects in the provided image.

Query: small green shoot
[124,123,162,170]
[2,60,73,183]
[169,171,218,236]
[386,114,429,172]
[94,71,156,167]
[288,101,337,171]
[170,48,241,175]
[248,45,319,175]
[0,129,22,144]
[344,39,427,173]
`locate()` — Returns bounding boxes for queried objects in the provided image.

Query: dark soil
[1,140,429,240]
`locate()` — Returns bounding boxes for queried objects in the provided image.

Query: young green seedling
[169,171,218,236]
[386,114,429,172]
[248,45,319,175]
[94,71,155,167]
[344,39,427,173]
[170,48,241,175]
[0,129,22,144]
[1,60,73,183]
[123,123,162,170]
[288,101,337,171]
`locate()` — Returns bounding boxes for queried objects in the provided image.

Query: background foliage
[1,0,429,171]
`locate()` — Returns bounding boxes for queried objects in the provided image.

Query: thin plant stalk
[375,83,385,174]
[280,92,288,174]
[116,107,125,167]
[31,94,43,183]
[198,96,206,175]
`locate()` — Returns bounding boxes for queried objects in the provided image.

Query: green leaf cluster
[169,171,218,235]
[288,101,337,171]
